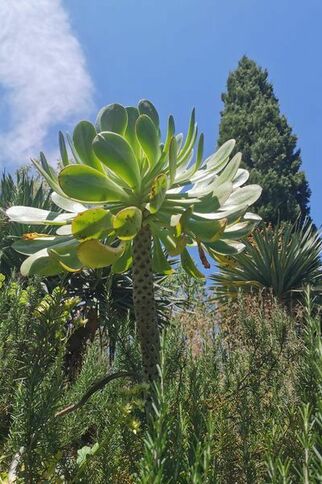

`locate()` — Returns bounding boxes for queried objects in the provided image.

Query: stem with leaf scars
[132,225,161,383]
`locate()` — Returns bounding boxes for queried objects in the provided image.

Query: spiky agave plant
[6,100,261,381]
[212,220,322,306]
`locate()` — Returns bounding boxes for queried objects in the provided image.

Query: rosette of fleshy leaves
[6,100,262,279]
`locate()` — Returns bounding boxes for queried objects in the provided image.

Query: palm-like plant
[0,169,53,274]
[6,100,261,381]
[212,220,322,305]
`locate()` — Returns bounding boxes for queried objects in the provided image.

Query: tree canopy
[218,56,311,225]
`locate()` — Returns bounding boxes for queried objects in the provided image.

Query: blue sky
[0,0,321,226]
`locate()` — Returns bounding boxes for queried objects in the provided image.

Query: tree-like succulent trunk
[132,225,160,382]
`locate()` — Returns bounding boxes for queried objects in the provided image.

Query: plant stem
[132,225,160,382]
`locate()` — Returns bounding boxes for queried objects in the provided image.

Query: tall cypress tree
[218,56,311,225]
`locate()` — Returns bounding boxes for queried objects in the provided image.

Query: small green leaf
[152,237,172,274]
[77,239,125,268]
[72,208,113,240]
[40,152,56,179]
[93,132,140,189]
[73,121,103,172]
[168,136,177,185]
[163,115,175,153]
[96,103,128,134]
[181,248,205,279]
[138,99,159,128]
[59,132,69,166]
[112,207,142,240]
[149,174,167,214]
[59,165,128,203]
[136,114,161,166]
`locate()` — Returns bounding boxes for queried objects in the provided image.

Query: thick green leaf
[213,152,241,186]
[21,249,64,276]
[152,236,172,274]
[77,239,125,268]
[233,168,249,188]
[112,243,133,273]
[6,206,74,225]
[56,225,72,235]
[73,121,103,172]
[151,223,186,256]
[49,243,82,272]
[178,109,195,160]
[185,216,227,242]
[93,132,140,189]
[112,207,142,240]
[136,114,161,166]
[149,174,167,214]
[223,220,260,240]
[51,192,86,213]
[205,139,236,170]
[223,185,262,208]
[168,136,177,185]
[59,165,128,203]
[72,208,113,240]
[31,158,62,195]
[206,239,245,257]
[13,235,72,255]
[181,248,205,279]
[138,100,159,128]
[124,106,141,158]
[96,103,128,134]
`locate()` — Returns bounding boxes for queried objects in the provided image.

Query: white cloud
[0,0,94,167]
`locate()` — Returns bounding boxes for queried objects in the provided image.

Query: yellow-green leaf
[59,165,128,203]
[72,208,113,240]
[73,121,103,172]
[185,216,227,242]
[77,240,125,268]
[149,174,167,214]
[112,207,142,240]
[112,243,133,273]
[48,241,82,272]
[152,237,172,274]
[181,248,205,279]
[93,132,140,189]
[136,114,161,166]
[96,103,128,135]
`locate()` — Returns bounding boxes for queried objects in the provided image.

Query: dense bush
[0,274,321,482]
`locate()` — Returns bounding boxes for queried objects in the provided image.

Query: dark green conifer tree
[218,56,311,224]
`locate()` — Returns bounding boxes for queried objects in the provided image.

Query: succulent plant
[6,100,261,381]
